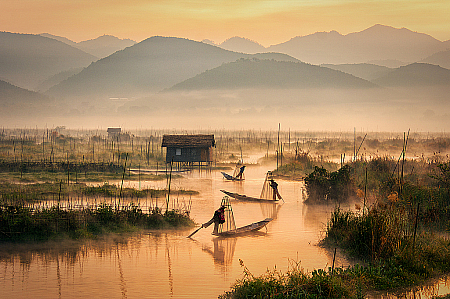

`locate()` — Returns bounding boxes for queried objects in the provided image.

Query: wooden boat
[221,164,245,181]
[221,172,243,181]
[220,171,283,202]
[187,196,273,238]
[220,189,278,202]
[216,196,272,237]
[214,218,272,236]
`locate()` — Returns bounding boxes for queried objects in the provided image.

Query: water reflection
[165,234,173,296]
[116,244,128,299]
[259,201,282,220]
[1,164,449,298]
[200,237,237,267]
[368,275,450,298]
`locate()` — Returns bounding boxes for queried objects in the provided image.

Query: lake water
[1,163,448,298]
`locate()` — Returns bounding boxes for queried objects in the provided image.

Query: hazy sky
[2,0,449,45]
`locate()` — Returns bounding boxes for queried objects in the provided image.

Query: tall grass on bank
[323,205,450,289]
[0,203,194,242]
[221,204,450,298]
[220,259,359,299]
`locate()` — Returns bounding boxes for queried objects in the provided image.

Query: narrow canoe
[215,218,273,236]
[220,189,279,202]
[221,172,244,181]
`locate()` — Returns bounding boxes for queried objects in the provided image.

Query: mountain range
[372,63,450,86]
[46,36,302,99]
[0,25,449,125]
[169,58,376,90]
[0,32,96,90]
[266,24,448,65]
[40,33,136,59]
[210,25,449,66]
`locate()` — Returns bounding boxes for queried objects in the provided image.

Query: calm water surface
[1,163,448,298]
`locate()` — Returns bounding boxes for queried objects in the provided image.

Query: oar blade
[187,226,202,238]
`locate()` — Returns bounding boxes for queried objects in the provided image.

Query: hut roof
[161,134,215,148]
[107,128,121,133]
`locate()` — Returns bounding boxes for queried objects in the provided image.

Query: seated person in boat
[202,206,225,234]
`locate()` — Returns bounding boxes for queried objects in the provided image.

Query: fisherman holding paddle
[187,205,226,237]
[235,165,246,180]
[269,178,282,200]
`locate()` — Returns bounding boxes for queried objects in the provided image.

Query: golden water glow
[1,0,449,45]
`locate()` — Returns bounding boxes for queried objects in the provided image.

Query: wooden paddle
[187,226,203,238]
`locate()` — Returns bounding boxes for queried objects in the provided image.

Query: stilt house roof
[161,134,215,148]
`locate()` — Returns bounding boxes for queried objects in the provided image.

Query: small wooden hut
[107,127,121,138]
[161,134,215,166]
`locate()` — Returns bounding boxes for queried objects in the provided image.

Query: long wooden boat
[214,218,272,236]
[220,189,279,202]
[221,172,244,181]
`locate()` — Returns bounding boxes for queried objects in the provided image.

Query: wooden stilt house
[161,134,215,166]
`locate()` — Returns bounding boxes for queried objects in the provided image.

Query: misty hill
[35,67,84,92]
[218,37,266,54]
[0,79,48,101]
[40,33,77,47]
[372,63,450,86]
[47,37,300,99]
[0,79,63,118]
[320,63,392,81]
[168,58,377,90]
[267,24,447,65]
[0,79,52,115]
[201,39,216,46]
[421,49,450,70]
[251,52,300,62]
[40,33,136,59]
[366,60,409,68]
[0,32,96,90]
[76,35,136,58]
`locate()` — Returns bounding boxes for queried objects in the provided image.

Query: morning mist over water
[2,87,449,132]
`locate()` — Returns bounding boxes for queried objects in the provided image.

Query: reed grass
[0,203,194,242]
[220,259,356,299]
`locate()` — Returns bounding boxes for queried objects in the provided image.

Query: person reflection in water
[202,206,225,235]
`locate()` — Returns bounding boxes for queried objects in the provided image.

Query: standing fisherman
[202,206,226,235]
[235,165,246,180]
[269,178,282,200]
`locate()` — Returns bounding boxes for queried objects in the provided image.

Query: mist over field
[2,86,448,132]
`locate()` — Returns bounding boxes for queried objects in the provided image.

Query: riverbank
[221,153,450,298]
[220,206,450,299]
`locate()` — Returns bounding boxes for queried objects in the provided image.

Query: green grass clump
[272,152,338,179]
[220,260,360,299]
[304,165,354,203]
[0,203,194,242]
[323,205,450,290]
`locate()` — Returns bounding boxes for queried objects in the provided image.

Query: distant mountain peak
[79,34,135,44]
[267,24,446,65]
[202,39,216,46]
[221,36,263,45]
[219,36,266,54]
